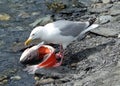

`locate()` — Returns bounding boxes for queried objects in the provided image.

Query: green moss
[45,1,66,12]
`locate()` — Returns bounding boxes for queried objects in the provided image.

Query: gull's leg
[60,44,64,54]
[53,52,64,67]
[56,44,64,58]
[54,44,64,67]
[53,58,63,67]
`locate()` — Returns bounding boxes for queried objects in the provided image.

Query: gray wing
[53,20,89,37]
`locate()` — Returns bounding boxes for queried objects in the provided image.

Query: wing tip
[88,18,96,26]
[89,24,99,30]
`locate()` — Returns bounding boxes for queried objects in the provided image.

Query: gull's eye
[32,34,35,36]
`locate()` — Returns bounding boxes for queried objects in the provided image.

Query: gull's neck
[39,27,49,41]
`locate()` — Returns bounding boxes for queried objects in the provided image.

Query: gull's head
[25,26,43,45]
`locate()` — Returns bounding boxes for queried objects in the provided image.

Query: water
[0,0,48,85]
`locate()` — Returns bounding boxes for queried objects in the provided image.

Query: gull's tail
[78,18,99,39]
[81,18,99,35]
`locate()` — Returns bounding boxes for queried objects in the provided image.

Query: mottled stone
[91,22,120,37]
[34,76,40,81]
[102,0,111,3]
[91,0,102,3]
[2,79,8,84]
[0,75,8,85]
[10,75,21,80]
[29,15,53,27]
[18,11,30,18]
[110,10,120,16]
[10,39,40,52]
[0,75,8,81]
[0,13,10,21]
[35,78,54,85]
[99,15,113,24]
[89,6,108,13]
[78,0,93,6]
[0,41,4,47]
[45,1,66,12]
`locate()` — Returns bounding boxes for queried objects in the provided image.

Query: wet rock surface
[0,0,120,86]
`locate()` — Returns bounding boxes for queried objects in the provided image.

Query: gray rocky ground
[0,0,120,86]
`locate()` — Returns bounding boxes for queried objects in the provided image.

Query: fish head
[20,47,41,65]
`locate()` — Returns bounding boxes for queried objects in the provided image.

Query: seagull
[25,18,99,66]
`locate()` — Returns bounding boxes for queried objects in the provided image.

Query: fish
[20,42,62,74]
[20,42,44,64]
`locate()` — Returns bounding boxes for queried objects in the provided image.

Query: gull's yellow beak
[24,38,32,45]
